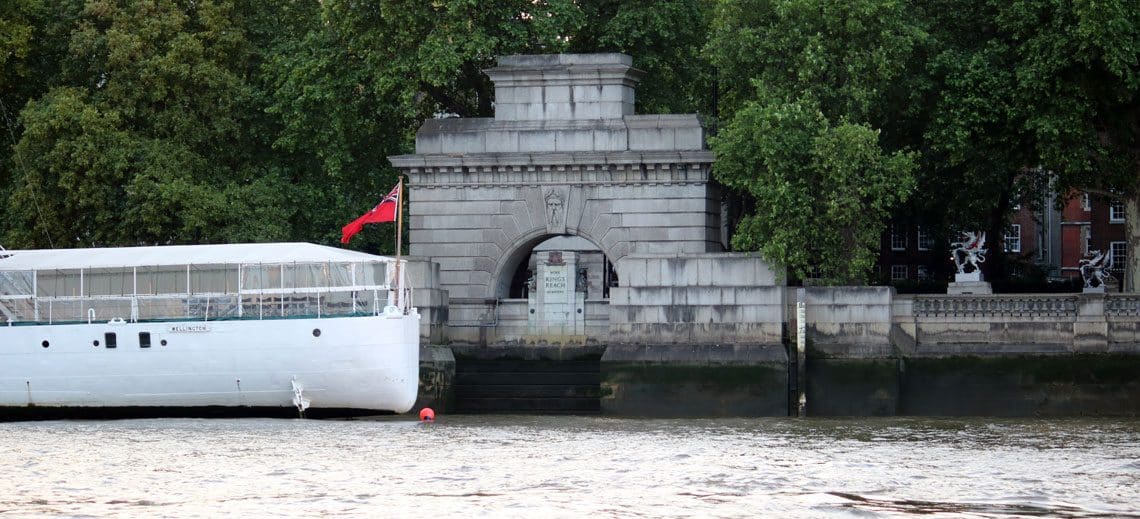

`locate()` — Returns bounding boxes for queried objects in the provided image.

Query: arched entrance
[389,53,719,346]
[495,233,615,300]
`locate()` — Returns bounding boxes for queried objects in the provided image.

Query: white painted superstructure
[0,243,420,416]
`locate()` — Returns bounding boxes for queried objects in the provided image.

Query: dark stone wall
[805,358,899,416]
[898,354,1140,417]
[599,344,789,417]
[414,345,455,413]
[417,343,1140,417]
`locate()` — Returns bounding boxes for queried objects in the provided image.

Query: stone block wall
[609,253,785,346]
[484,53,639,122]
[802,286,895,358]
[404,258,448,344]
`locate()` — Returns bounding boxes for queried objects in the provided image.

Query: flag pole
[395,177,404,309]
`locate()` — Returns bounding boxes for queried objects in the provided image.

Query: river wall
[406,256,1140,417]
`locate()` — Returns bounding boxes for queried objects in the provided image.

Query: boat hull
[0,313,419,418]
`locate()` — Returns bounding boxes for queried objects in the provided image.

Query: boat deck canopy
[0,242,391,271]
[0,243,409,324]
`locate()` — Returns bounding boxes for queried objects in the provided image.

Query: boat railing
[1,257,412,325]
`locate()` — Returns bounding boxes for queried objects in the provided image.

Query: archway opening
[502,235,617,300]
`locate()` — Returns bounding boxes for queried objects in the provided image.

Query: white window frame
[1004,224,1021,253]
[1081,193,1091,211]
[1110,200,1126,223]
[890,265,908,281]
[1111,241,1127,274]
[890,225,907,251]
[916,226,934,251]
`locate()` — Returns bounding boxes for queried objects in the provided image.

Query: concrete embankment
[410,258,1140,417]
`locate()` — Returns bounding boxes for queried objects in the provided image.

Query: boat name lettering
[169,324,211,333]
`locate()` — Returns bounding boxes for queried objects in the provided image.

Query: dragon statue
[950,231,987,274]
[1079,249,1114,289]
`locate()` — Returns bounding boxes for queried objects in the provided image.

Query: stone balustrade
[909,294,1080,318]
[1105,295,1140,317]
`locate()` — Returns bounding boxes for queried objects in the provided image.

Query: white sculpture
[950,231,987,274]
[545,190,564,228]
[1079,250,1114,288]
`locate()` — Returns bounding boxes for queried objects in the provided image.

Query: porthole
[160,339,167,346]
[312,329,321,337]
[41,340,49,348]
[93,340,100,347]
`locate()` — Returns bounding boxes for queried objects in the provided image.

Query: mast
[395,177,404,309]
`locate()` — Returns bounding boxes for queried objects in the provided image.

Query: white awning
[0,242,393,271]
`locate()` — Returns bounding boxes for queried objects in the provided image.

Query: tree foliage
[7,0,293,247]
[4,0,1138,291]
[569,0,715,115]
[713,97,916,284]
[993,0,1140,288]
[708,0,923,283]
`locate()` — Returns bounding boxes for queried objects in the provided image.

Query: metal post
[795,296,807,417]
[237,264,243,318]
[32,270,38,321]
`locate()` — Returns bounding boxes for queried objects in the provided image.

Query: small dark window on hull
[104,332,117,349]
[139,332,151,348]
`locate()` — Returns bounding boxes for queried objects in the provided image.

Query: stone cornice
[397,157,713,188]
[390,150,714,170]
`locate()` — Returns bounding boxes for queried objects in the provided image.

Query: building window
[1082,226,1092,255]
[891,265,908,281]
[1111,241,1127,276]
[1004,224,1021,253]
[916,265,931,281]
[1110,200,1125,223]
[890,225,907,251]
[916,227,934,251]
[1081,193,1091,211]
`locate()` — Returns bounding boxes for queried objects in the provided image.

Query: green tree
[908,0,1045,279]
[0,0,85,246]
[713,97,916,283]
[569,0,715,115]
[7,0,294,248]
[993,0,1140,289]
[708,0,924,283]
[260,0,587,252]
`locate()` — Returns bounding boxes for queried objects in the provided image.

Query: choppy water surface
[1,416,1137,518]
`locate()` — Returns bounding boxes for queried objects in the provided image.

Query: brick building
[878,199,1064,288]
[1059,193,1128,284]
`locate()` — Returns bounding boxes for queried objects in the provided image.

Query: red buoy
[418,407,435,422]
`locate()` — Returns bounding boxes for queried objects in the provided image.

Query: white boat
[0,242,420,419]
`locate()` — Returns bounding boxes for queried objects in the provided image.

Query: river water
[1,416,1137,518]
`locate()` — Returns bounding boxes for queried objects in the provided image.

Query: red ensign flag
[340,183,400,244]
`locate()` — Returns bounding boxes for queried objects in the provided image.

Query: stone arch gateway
[389,54,722,304]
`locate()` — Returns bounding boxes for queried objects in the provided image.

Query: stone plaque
[543,264,568,300]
